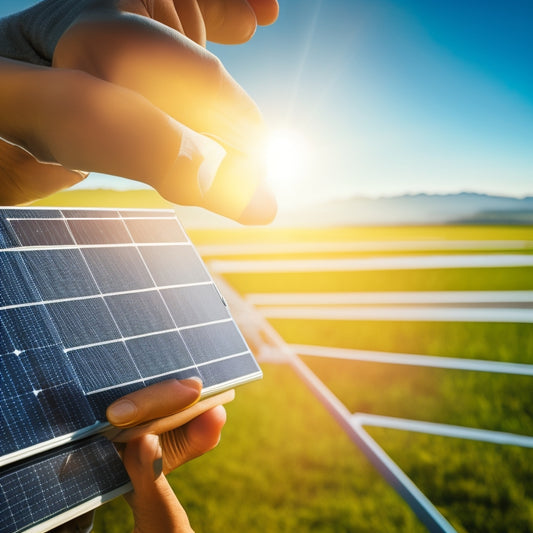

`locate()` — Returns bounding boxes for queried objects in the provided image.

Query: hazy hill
[31,189,533,227]
[273,192,533,227]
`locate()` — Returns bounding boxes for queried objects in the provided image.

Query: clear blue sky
[2,1,532,205]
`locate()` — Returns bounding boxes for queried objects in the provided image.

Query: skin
[0,0,278,222]
[0,1,278,531]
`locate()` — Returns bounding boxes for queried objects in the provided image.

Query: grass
[38,191,533,532]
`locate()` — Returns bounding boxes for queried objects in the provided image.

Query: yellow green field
[34,190,533,532]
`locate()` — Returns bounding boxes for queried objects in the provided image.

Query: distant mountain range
[33,189,533,227]
[271,192,533,227]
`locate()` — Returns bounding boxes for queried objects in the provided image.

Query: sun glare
[265,128,310,203]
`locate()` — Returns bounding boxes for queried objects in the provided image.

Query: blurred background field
[35,190,533,532]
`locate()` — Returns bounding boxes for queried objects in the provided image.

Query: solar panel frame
[0,206,262,533]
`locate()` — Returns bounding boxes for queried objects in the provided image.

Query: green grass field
[35,190,533,532]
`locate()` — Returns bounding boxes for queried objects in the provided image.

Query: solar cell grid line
[0,206,261,533]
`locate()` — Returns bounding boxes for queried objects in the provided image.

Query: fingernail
[107,400,137,425]
[178,127,226,196]
[153,457,163,480]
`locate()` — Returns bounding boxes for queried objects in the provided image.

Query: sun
[265,127,310,203]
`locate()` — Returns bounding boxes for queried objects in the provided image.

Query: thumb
[122,434,193,533]
[156,123,277,225]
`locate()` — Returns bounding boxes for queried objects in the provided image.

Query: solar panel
[0,207,262,533]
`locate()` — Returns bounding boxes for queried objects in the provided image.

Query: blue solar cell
[140,244,210,286]
[24,345,77,391]
[125,330,196,376]
[104,290,175,337]
[20,248,99,300]
[46,298,120,348]
[0,305,58,351]
[67,218,132,245]
[0,208,63,219]
[0,219,18,249]
[119,209,172,218]
[0,389,56,455]
[199,353,261,389]
[124,217,187,243]
[67,341,141,394]
[0,351,30,399]
[63,209,120,219]
[161,284,229,327]
[181,321,248,364]
[82,246,154,293]
[0,319,14,356]
[9,218,75,247]
[0,251,40,307]
[37,383,95,437]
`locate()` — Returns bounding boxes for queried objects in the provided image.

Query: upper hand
[0,0,279,223]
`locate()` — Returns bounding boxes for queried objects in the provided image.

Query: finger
[161,405,227,473]
[171,0,207,46]
[197,0,256,44]
[246,0,279,26]
[156,125,277,223]
[108,390,235,443]
[107,378,202,428]
[122,434,194,532]
[0,140,87,205]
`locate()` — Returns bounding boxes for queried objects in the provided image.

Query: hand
[106,379,227,474]
[0,0,279,223]
[114,379,227,532]
[52,379,226,532]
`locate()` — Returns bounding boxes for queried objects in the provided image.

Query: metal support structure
[210,263,533,533]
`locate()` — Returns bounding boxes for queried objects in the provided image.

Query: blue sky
[213,0,533,204]
[2,1,532,206]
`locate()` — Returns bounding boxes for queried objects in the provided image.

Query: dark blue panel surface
[0,305,58,351]
[105,291,174,337]
[0,345,93,457]
[0,209,63,219]
[140,245,210,287]
[68,342,142,394]
[199,353,260,389]
[125,218,187,243]
[82,246,154,293]
[181,321,248,364]
[67,219,132,245]
[0,389,55,456]
[126,330,196,376]
[0,437,129,533]
[63,209,120,219]
[21,248,98,300]
[0,319,14,356]
[47,298,120,348]
[9,219,75,247]
[119,209,173,218]
[0,252,37,307]
[162,284,229,327]
[0,219,18,249]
